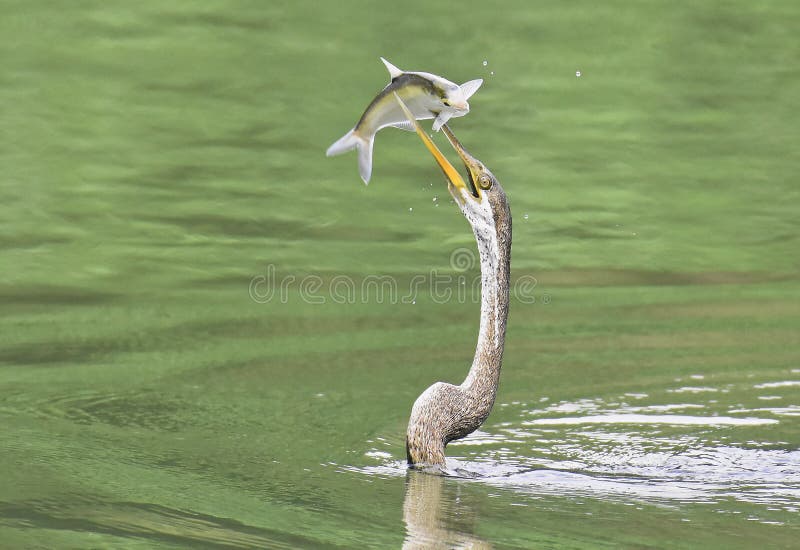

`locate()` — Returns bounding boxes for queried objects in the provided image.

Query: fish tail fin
[326,129,359,157]
[326,129,374,184]
[357,134,374,185]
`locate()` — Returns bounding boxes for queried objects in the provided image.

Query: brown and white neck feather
[461,218,510,396]
[406,191,511,467]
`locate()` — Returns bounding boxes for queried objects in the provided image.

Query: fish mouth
[394,94,482,202]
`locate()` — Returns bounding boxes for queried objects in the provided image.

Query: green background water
[2,1,799,548]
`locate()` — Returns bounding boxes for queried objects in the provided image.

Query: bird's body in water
[395,96,512,467]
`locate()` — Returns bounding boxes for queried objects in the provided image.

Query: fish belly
[359,89,440,138]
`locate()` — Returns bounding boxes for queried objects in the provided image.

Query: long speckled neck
[405,188,511,466]
[460,202,512,416]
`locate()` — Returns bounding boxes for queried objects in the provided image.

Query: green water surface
[2,1,799,548]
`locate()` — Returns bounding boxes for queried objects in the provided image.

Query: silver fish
[326,57,482,184]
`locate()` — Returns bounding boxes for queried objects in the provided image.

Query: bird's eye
[442,99,451,106]
[478,174,492,190]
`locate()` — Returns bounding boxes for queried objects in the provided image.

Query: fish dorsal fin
[460,79,483,100]
[380,57,403,79]
[389,120,415,132]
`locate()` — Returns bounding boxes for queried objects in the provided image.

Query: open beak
[394,93,482,202]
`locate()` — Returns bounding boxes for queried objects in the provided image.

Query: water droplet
[432,195,438,202]
[523,213,529,220]
[482,60,488,66]
[576,70,581,77]
[409,207,413,212]
[412,300,416,305]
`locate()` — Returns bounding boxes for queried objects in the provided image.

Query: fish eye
[478,174,492,190]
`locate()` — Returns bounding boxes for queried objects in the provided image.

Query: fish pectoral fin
[460,79,483,100]
[432,112,453,132]
[389,120,415,132]
[380,57,403,80]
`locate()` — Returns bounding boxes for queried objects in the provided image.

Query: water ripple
[350,386,800,525]
[523,414,777,426]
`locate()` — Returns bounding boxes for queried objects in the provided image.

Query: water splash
[348,383,800,525]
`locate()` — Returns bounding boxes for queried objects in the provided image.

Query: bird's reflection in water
[402,469,491,549]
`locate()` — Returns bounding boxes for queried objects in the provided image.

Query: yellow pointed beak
[394,93,481,201]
